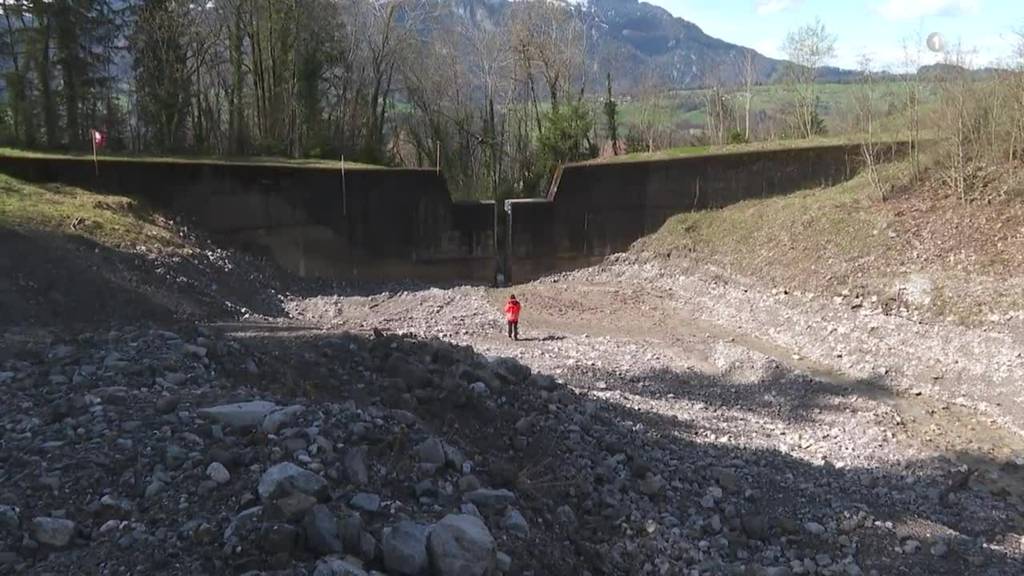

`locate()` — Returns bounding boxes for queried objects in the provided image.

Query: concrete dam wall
[0,143,901,283]
[0,156,496,282]
[505,143,904,278]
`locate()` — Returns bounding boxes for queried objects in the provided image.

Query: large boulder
[384,355,433,388]
[261,405,304,434]
[427,514,496,576]
[415,438,446,467]
[313,556,369,576]
[30,517,76,548]
[198,401,279,428]
[382,521,429,575]
[464,488,516,512]
[258,462,329,501]
[304,505,344,555]
[488,357,531,384]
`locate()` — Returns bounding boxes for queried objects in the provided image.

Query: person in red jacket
[504,294,522,341]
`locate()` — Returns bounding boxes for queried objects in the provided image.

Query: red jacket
[504,298,521,322]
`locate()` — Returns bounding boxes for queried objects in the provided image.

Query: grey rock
[164,372,188,386]
[358,531,378,562]
[496,551,512,573]
[266,493,319,523]
[304,504,344,555]
[555,505,577,527]
[350,493,381,513]
[258,462,329,501]
[741,515,769,540]
[262,405,304,434]
[206,462,231,485]
[711,467,738,492]
[340,513,363,551]
[0,505,20,531]
[902,539,921,554]
[30,517,76,548]
[459,475,482,492]
[259,523,299,555]
[460,503,483,519]
[527,373,558,391]
[490,357,531,383]
[198,400,279,429]
[804,522,827,536]
[344,446,370,486]
[414,479,436,499]
[145,480,167,499]
[313,556,369,576]
[502,508,529,538]
[382,521,429,575]
[428,514,496,576]
[98,495,134,518]
[224,506,263,544]
[416,438,446,467]
[931,542,949,557]
[155,395,180,414]
[445,444,467,470]
[183,343,207,358]
[638,473,666,496]
[165,444,189,469]
[464,488,515,511]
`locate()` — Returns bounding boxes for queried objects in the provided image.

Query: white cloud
[877,0,980,21]
[753,39,785,59]
[754,0,802,15]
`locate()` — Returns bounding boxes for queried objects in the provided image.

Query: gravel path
[285,257,1024,574]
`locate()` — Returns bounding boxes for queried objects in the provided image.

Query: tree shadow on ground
[228,325,1024,576]
[572,363,896,425]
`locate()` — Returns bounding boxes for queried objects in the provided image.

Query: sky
[650,0,1023,70]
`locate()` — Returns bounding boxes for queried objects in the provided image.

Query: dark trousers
[507,320,518,340]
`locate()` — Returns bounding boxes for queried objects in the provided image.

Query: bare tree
[633,67,666,152]
[900,35,924,180]
[853,55,885,200]
[781,18,836,138]
[1009,31,1024,163]
[740,49,755,141]
[701,62,731,145]
[935,43,977,203]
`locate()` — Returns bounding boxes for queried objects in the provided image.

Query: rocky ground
[4,228,1024,575]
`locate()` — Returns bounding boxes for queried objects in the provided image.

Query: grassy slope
[0,147,383,170]
[638,161,1024,325]
[0,174,182,252]
[0,174,286,325]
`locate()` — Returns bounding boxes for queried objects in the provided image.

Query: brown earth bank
[637,160,1024,331]
[3,172,1024,575]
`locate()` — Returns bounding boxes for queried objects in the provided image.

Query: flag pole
[92,131,99,176]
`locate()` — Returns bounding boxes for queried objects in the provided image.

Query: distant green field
[615,81,937,134]
[583,134,916,165]
[0,148,383,170]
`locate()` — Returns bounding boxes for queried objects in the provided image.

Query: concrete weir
[0,143,903,283]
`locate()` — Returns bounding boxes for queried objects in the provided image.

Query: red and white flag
[90,129,105,148]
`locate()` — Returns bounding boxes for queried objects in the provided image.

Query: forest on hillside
[0,0,1021,201]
